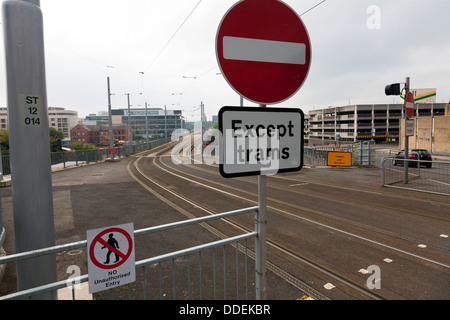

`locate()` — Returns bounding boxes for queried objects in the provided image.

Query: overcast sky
[1,0,449,121]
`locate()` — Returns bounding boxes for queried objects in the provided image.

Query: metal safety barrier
[381,157,450,196]
[304,141,378,168]
[304,146,353,167]
[1,138,172,177]
[0,206,261,300]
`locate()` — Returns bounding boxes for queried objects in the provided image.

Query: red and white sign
[405,92,415,119]
[216,0,311,105]
[87,223,135,293]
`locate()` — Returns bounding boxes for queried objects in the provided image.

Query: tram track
[129,152,380,300]
[176,157,450,222]
[128,141,450,299]
[159,151,450,255]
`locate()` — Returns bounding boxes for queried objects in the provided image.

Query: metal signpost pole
[404,77,410,184]
[256,104,267,300]
[107,77,114,160]
[145,102,149,149]
[2,0,57,298]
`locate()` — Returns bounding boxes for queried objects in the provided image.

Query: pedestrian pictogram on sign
[89,227,133,269]
[87,223,135,293]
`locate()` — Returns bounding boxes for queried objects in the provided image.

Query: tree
[0,127,67,153]
[49,127,64,152]
[68,142,97,150]
[0,127,9,155]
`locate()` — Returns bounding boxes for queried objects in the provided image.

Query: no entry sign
[87,223,135,293]
[216,0,311,104]
[405,92,415,119]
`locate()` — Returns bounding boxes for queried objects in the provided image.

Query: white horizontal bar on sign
[223,36,306,65]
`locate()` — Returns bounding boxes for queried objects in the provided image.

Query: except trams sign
[219,107,304,178]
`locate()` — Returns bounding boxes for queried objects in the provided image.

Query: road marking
[428,179,450,186]
[383,258,393,263]
[440,234,448,238]
[289,183,308,187]
[418,244,427,248]
[323,283,335,290]
[358,268,369,274]
[223,36,306,65]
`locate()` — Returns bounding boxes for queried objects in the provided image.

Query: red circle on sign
[405,92,414,119]
[216,0,311,105]
[89,227,133,270]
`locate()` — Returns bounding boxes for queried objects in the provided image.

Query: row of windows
[98,130,126,135]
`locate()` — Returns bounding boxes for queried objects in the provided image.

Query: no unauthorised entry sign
[87,223,135,293]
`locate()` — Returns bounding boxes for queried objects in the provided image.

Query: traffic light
[385,83,401,96]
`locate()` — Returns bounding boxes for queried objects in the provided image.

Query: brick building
[70,124,128,146]
[400,104,450,153]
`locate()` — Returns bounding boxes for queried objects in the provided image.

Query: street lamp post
[125,93,132,154]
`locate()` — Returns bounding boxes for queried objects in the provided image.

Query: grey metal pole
[145,102,149,149]
[107,77,114,160]
[200,102,204,151]
[126,93,132,154]
[256,104,267,300]
[2,0,56,299]
[164,105,167,139]
[0,147,3,249]
[404,77,410,184]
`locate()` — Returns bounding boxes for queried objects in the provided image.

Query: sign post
[87,223,136,294]
[216,0,310,300]
[3,0,56,298]
[404,77,411,184]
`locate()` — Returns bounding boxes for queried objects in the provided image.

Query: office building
[112,107,183,140]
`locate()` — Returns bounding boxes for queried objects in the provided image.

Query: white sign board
[87,223,135,294]
[219,107,304,178]
[406,119,415,137]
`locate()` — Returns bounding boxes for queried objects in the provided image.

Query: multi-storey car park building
[306,103,447,146]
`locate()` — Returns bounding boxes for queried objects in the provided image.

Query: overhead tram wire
[300,0,327,16]
[143,0,203,74]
